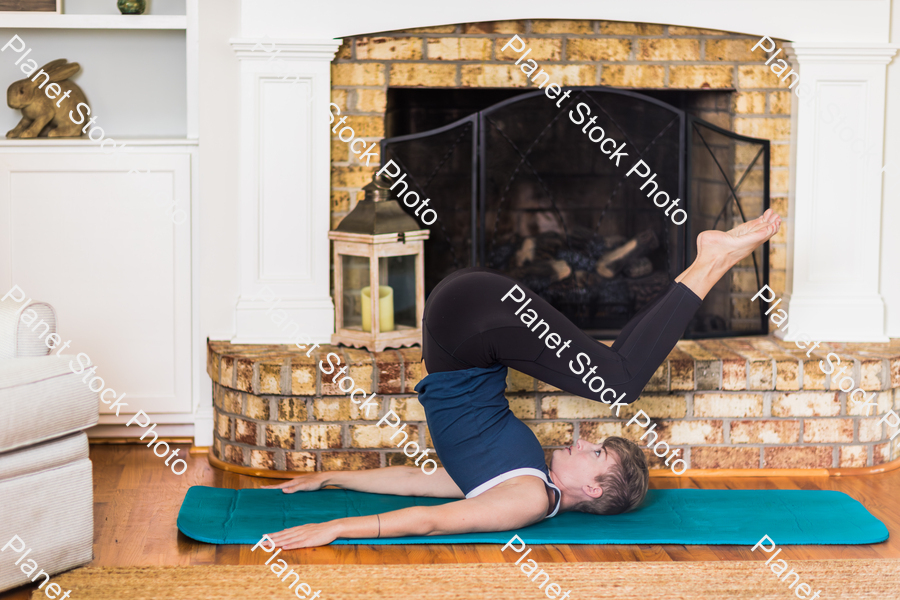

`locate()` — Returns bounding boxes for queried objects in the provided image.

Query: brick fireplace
[216,17,898,475]
[328,19,791,305]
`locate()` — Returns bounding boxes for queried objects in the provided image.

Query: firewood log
[550,259,571,280]
[624,257,653,279]
[515,237,536,267]
[595,230,659,278]
[534,231,566,261]
[510,260,572,290]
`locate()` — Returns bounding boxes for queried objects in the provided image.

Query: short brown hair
[573,436,649,515]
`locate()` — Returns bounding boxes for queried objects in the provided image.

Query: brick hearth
[207,338,900,473]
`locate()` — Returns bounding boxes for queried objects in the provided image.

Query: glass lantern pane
[342,255,369,331]
[381,255,417,330]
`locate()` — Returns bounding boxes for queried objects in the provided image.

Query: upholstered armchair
[0,293,98,592]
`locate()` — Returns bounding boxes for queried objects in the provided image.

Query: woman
[265,210,782,549]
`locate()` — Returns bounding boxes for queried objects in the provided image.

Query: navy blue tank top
[414,363,561,518]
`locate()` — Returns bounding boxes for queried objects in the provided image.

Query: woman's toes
[748,219,771,235]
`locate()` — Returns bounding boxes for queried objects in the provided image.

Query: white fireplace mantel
[239,1,891,43]
[228,0,900,343]
[230,37,341,345]
[783,42,897,341]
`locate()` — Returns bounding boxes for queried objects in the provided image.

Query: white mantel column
[229,39,340,344]
[781,43,897,342]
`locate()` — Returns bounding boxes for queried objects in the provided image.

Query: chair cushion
[0,433,93,593]
[0,356,98,453]
[0,431,88,482]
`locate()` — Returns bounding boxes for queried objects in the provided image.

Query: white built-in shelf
[0,138,198,147]
[0,13,187,30]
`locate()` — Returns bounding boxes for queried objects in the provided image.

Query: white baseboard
[88,423,195,439]
[91,411,206,441]
[97,412,196,425]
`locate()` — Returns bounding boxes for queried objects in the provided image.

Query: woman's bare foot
[675,209,782,300]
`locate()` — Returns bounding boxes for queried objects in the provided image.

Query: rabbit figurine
[6,59,90,139]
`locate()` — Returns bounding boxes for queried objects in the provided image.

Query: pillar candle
[361,285,394,332]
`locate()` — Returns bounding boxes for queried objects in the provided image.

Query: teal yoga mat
[177,486,888,546]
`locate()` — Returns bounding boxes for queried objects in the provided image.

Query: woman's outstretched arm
[267,475,549,549]
[262,465,465,498]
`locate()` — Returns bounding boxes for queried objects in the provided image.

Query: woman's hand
[261,473,325,493]
[268,520,345,549]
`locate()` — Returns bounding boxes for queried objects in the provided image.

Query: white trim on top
[465,467,562,519]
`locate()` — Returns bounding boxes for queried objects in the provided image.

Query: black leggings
[422,267,702,404]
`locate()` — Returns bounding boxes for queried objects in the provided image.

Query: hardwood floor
[4,443,899,598]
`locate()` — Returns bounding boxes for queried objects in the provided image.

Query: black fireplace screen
[380,87,770,339]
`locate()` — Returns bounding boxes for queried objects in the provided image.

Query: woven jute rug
[30,561,900,599]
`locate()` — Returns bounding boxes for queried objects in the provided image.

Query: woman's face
[550,439,617,498]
